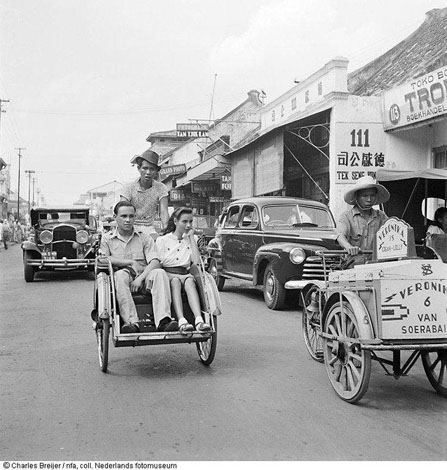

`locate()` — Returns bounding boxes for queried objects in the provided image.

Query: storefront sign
[382,65,447,130]
[209,197,226,202]
[160,164,186,178]
[176,122,209,138]
[334,122,386,184]
[220,174,232,191]
[169,189,188,201]
[191,181,218,193]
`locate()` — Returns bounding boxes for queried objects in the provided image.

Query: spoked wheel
[301,286,324,362]
[421,349,447,397]
[96,318,110,373]
[263,263,286,310]
[208,258,225,291]
[323,301,371,403]
[196,316,217,365]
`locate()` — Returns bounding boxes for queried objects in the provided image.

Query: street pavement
[0,242,446,461]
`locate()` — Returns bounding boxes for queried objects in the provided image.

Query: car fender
[323,290,374,340]
[21,242,42,256]
[253,250,281,285]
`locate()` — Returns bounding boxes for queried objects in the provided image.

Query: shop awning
[176,155,231,187]
[376,168,447,181]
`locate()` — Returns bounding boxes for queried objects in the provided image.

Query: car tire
[23,252,35,282]
[208,258,225,291]
[263,263,286,310]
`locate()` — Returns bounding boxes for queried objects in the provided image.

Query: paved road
[1,243,446,461]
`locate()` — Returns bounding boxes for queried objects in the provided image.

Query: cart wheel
[209,258,225,291]
[323,301,371,403]
[96,318,110,373]
[421,350,447,397]
[263,264,286,310]
[302,286,324,362]
[196,316,217,365]
[23,252,35,282]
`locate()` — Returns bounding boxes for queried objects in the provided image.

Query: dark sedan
[206,196,341,309]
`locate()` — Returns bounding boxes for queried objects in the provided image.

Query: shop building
[225,8,447,223]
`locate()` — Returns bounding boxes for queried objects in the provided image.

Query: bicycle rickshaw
[91,255,222,373]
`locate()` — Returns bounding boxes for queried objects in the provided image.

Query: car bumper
[26,258,95,268]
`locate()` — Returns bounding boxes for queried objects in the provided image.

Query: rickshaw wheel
[301,286,324,362]
[96,318,110,373]
[421,350,447,397]
[323,301,371,403]
[196,316,217,365]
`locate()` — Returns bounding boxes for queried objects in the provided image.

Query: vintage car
[21,206,99,282]
[206,196,341,310]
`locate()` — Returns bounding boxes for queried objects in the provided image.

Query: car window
[240,205,259,228]
[224,206,240,228]
[262,204,334,228]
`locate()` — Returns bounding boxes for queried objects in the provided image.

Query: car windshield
[262,204,334,229]
[38,212,88,226]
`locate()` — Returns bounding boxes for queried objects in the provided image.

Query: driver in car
[336,175,389,267]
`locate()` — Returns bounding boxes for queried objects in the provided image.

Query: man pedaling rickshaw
[336,175,390,267]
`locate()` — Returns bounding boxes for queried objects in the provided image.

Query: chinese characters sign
[335,123,386,183]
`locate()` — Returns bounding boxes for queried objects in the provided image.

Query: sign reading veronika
[376,218,412,260]
[382,64,447,130]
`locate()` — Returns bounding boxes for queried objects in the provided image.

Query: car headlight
[289,247,306,264]
[76,230,89,244]
[40,230,53,244]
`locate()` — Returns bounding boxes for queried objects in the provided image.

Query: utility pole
[25,169,35,213]
[15,147,25,219]
[0,99,10,157]
[32,177,36,207]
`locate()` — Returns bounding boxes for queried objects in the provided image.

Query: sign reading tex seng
[382,65,447,130]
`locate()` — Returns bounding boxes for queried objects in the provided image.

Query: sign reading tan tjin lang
[382,65,447,130]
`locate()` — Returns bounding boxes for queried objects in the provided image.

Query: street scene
[1,242,446,461]
[1,0,447,464]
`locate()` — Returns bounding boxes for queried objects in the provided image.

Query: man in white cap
[337,175,390,266]
[121,149,169,236]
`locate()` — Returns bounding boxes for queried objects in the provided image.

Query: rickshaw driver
[120,149,169,236]
[100,201,178,334]
[336,175,390,266]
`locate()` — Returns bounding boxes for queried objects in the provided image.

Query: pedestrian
[156,207,211,334]
[120,149,169,237]
[2,219,11,250]
[337,175,389,267]
[100,200,177,334]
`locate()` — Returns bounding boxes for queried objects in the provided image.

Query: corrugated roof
[348,7,447,96]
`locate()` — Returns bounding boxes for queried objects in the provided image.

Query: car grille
[302,254,344,280]
[53,225,77,259]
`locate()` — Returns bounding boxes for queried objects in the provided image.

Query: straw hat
[130,149,161,171]
[344,175,390,205]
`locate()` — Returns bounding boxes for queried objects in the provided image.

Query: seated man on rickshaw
[336,175,390,267]
[99,201,178,334]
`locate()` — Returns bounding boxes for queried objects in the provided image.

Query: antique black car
[206,196,341,309]
[21,206,99,282]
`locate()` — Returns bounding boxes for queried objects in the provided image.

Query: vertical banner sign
[221,174,231,191]
[382,65,447,130]
[334,122,386,184]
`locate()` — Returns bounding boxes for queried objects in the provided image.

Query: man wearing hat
[337,175,390,266]
[120,149,169,236]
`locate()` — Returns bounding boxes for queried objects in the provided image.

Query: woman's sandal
[195,321,211,332]
[179,322,194,334]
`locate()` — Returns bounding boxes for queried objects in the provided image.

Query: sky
[0,0,446,205]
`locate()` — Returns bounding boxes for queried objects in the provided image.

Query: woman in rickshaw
[156,207,211,334]
[427,207,447,237]
[336,175,390,267]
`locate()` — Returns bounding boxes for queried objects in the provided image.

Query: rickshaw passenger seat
[426,234,447,263]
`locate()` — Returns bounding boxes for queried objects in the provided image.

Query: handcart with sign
[91,255,222,373]
[291,217,447,403]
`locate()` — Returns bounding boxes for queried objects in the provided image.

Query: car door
[220,204,241,272]
[232,204,262,276]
